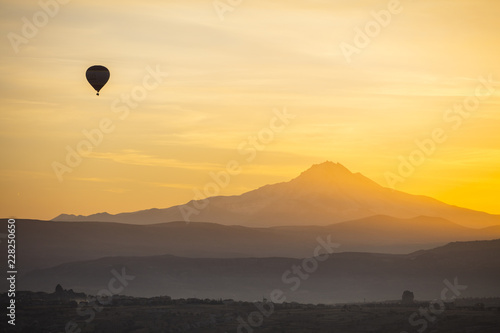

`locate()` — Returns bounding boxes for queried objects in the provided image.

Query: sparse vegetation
[2,292,500,333]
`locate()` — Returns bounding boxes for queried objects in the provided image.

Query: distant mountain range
[53,162,500,228]
[11,162,500,303]
[12,216,500,273]
[19,239,500,304]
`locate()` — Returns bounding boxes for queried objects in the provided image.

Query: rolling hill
[19,239,500,304]
[9,216,500,273]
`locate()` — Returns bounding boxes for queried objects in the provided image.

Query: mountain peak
[301,161,352,177]
[294,161,363,184]
[288,161,385,195]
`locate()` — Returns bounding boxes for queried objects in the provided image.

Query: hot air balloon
[86,65,110,96]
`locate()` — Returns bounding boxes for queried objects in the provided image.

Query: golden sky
[1,0,499,220]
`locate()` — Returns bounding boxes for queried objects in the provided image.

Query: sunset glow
[1,0,499,220]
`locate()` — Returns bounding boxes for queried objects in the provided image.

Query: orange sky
[1,0,499,220]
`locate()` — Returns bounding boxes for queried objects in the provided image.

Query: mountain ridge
[19,238,500,303]
[9,216,500,273]
[52,162,500,228]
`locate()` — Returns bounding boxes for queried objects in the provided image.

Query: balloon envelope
[86,65,110,96]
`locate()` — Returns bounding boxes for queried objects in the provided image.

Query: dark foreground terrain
[3,291,500,333]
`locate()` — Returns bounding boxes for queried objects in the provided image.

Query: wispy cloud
[89,151,221,170]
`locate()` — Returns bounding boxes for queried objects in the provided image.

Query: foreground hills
[19,239,500,304]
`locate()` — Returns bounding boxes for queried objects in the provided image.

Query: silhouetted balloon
[86,65,110,96]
